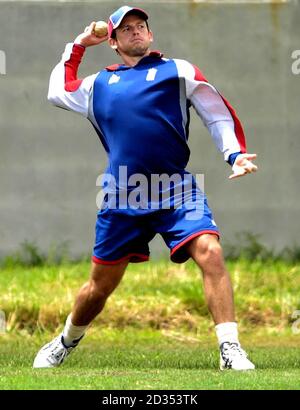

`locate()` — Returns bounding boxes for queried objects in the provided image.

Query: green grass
[1,329,300,390]
[1,259,300,333]
[0,259,300,389]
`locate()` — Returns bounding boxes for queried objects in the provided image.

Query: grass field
[0,259,300,390]
[1,330,300,390]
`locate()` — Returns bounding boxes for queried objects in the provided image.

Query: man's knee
[89,260,128,297]
[201,237,223,259]
[188,234,224,264]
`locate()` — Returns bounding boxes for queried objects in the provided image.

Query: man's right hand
[74,22,108,48]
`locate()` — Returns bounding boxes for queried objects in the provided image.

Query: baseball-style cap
[108,5,148,38]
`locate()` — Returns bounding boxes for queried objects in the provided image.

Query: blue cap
[108,5,148,38]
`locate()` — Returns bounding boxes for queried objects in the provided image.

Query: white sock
[215,322,239,346]
[62,314,88,347]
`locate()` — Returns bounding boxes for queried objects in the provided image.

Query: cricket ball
[94,21,108,37]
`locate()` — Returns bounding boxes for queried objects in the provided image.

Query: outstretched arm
[174,59,258,179]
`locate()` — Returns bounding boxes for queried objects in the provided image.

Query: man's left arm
[174,59,257,179]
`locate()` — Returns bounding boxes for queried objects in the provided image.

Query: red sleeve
[219,95,246,153]
[193,64,209,82]
[64,44,85,92]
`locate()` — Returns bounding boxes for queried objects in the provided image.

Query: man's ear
[149,30,154,43]
[108,38,118,50]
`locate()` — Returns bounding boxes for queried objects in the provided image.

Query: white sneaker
[33,333,80,368]
[220,342,255,371]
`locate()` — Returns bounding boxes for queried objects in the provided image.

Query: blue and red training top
[48,43,246,208]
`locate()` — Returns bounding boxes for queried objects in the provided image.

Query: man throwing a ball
[33,5,257,371]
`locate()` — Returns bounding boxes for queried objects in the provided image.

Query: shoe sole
[220,364,255,371]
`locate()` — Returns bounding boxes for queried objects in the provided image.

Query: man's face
[110,14,153,57]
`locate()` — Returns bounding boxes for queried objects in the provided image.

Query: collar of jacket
[105,50,164,71]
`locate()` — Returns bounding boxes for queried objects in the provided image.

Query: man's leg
[186,234,255,370]
[62,260,129,345]
[185,234,234,324]
[71,260,128,326]
[33,260,128,368]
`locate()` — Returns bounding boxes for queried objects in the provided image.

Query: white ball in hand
[93,21,108,37]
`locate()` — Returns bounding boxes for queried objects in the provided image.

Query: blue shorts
[92,198,219,265]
